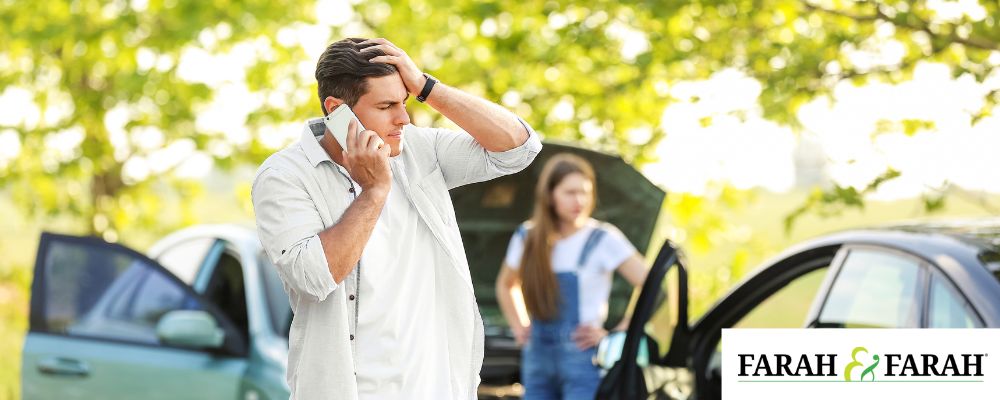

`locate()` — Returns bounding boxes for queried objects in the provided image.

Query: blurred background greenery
[2,0,999,398]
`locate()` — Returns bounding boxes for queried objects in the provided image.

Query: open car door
[21,232,249,400]
[595,239,694,400]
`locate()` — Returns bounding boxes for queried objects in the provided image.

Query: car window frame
[197,239,252,340]
[924,267,986,328]
[685,246,838,400]
[29,232,249,357]
[809,244,930,328]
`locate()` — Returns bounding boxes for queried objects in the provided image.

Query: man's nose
[395,109,410,126]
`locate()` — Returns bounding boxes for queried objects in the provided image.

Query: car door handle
[37,357,90,377]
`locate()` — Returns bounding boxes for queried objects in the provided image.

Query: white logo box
[722,329,1000,399]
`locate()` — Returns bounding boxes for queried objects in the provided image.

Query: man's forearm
[423,82,529,152]
[317,187,388,284]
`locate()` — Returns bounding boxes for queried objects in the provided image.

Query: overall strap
[515,224,529,241]
[577,225,608,269]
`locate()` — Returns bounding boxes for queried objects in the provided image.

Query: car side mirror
[156,310,225,349]
[596,331,649,370]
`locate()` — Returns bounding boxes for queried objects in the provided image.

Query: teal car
[22,225,291,400]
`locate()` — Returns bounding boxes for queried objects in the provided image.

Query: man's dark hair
[315,38,397,115]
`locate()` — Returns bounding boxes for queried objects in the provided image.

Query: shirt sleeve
[596,224,639,273]
[429,117,543,190]
[503,227,527,270]
[251,167,338,303]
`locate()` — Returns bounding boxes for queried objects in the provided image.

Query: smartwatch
[417,73,437,103]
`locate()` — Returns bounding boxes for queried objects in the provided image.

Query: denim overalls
[518,225,608,400]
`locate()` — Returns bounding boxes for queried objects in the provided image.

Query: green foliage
[2,0,997,239]
[784,168,903,233]
[0,0,315,238]
[345,0,997,227]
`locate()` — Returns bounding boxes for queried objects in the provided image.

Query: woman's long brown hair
[519,153,597,321]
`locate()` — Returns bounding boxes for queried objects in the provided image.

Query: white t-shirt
[346,159,456,400]
[503,218,637,326]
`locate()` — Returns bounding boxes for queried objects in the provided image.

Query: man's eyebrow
[375,94,409,105]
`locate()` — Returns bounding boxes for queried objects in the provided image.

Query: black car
[596,219,1000,400]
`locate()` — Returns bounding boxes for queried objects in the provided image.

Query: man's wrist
[361,184,391,200]
[416,73,437,102]
[415,74,428,96]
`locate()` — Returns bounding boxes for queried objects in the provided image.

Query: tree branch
[926,183,1000,215]
[802,0,999,51]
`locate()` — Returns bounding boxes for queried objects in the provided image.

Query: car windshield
[258,252,292,337]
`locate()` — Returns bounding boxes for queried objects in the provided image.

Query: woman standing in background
[495,153,648,400]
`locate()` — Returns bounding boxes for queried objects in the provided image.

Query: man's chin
[388,144,404,157]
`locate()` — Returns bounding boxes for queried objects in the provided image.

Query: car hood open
[450,141,666,328]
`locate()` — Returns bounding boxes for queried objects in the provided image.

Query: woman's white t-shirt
[503,218,637,326]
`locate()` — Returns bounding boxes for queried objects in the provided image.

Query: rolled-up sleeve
[251,167,338,303]
[432,117,543,189]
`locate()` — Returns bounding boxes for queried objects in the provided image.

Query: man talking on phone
[251,38,542,400]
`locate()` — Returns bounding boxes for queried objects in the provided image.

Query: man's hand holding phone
[343,119,391,196]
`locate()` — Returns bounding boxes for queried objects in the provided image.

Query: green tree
[3,0,997,239]
[0,0,317,239]
[345,0,998,227]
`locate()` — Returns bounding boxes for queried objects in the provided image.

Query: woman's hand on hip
[571,324,607,350]
[513,325,531,347]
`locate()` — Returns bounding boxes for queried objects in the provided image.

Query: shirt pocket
[417,165,456,227]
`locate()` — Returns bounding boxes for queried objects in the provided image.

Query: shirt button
[350,334,355,340]
[349,294,355,300]
[349,187,355,193]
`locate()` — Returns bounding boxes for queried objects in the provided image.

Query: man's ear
[324,96,345,114]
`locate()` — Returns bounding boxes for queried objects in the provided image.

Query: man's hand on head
[361,38,427,97]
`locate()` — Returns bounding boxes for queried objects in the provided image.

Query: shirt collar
[301,118,335,168]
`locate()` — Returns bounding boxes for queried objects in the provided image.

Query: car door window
[107,268,194,343]
[928,273,982,328]
[645,265,829,359]
[705,267,829,379]
[817,248,923,328]
[734,267,829,328]
[39,236,209,346]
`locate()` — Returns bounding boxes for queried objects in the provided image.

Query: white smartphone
[323,104,365,150]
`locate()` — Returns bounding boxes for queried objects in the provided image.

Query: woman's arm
[612,254,649,331]
[496,263,531,346]
[572,253,649,349]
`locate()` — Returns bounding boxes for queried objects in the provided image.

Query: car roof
[777,218,1000,267]
[147,223,260,259]
[874,218,1000,254]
